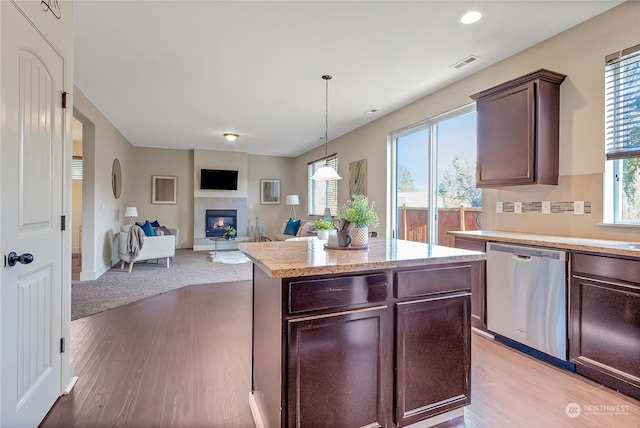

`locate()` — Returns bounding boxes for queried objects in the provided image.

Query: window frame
[390,103,478,242]
[603,44,640,225]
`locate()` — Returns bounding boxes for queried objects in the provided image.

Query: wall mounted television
[200,169,238,190]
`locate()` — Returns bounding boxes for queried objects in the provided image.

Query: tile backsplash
[498,201,592,214]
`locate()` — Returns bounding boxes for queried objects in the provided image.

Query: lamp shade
[311,165,342,181]
[124,207,138,218]
[285,195,300,206]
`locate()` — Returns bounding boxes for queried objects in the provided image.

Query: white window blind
[72,156,83,180]
[308,155,338,216]
[605,44,640,160]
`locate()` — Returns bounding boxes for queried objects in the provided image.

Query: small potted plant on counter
[313,218,333,241]
[223,225,237,240]
[337,194,379,247]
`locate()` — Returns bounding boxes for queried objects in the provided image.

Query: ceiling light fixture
[460,11,482,24]
[311,75,342,181]
[224,133,239,142]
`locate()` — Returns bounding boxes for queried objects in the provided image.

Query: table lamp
[124,206,138,225]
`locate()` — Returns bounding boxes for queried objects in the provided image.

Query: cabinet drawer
[572,253,640,285]
[288,273,388,314]
[395,265,471,299]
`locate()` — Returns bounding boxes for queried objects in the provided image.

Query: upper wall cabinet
[470,69,566,188]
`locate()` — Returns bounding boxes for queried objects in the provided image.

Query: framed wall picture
[260,179,280,204]
[152,175,177,204]
[349,159,367,197]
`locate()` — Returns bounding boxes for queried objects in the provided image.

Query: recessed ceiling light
[364,109,378,115]
[223,133,239,142]
[460,11,482,24]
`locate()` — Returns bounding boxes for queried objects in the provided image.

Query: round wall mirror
[112,158,122,199]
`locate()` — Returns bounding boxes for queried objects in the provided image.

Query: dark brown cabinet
[395,293,471,426]
[570,252,640,400]
[471,69,566,187]
[453,237,487,330]
[251,261,476,427]
[287,306,392,428]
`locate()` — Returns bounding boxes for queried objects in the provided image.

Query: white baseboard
[63,376,78,394]
[79,263,110,281]
[472,327,495,339]
[249,392,265,428]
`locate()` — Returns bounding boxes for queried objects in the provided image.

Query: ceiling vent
[451,55,480,69]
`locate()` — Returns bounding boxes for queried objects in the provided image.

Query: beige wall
[294,1,640,241]
[73,86,135,276]
[248,155,296,239]
[130,147,193,248]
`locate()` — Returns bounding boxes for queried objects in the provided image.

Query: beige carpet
[71,249,252,320]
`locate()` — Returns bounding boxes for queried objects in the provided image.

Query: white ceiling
[74,1,622,158]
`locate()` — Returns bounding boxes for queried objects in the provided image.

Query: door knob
[7,252,34,267]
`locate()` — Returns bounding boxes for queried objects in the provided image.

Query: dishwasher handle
[513,254,532,261]
[488,242,567,261]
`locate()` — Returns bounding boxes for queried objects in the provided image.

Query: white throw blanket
[127,225,145,260]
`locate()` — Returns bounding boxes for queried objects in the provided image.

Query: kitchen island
[239,238,486,428]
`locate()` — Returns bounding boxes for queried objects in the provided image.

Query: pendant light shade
[312,165,342,180]
[312,75,342,181]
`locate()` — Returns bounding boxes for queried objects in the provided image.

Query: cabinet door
[287,306,392,428]
[476,82,535,186]
[395,293,471,426]
[454,238,486,330]
[570,275,640,399]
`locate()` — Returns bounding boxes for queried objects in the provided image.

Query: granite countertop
[239,238,486,278]
[448,230,640,257]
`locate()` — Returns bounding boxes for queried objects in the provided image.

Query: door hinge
[60,337,65,353]
[62,91,68,109]
[61,215,66,231]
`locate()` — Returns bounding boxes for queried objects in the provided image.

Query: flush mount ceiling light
[311,75,342,181]
[223,133,239,142]
[460,11,482,24]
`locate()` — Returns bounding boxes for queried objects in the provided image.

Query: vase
[317,229,329,241]
[351,226,368,247]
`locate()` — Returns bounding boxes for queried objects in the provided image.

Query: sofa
[273,219,314,241]
[118,224,178,272]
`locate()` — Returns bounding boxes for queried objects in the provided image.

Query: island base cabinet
[396,293,472,426]
[287,306,392,428]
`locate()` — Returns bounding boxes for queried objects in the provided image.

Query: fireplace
[206,209,237,238]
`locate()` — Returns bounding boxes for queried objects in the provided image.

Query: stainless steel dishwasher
[486,242,568,361]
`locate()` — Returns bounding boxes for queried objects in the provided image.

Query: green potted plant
[313,218,333,241]
[337,194,379,246]
[223,225,237,240]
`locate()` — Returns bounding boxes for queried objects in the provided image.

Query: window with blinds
[604,44,640,223]
[605,44,640,160]
[308,155,338,216]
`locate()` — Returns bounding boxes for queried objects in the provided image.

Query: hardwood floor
[41,281,639,428]
[41,281,254,427]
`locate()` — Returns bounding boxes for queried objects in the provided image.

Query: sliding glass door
[391,105,480,245]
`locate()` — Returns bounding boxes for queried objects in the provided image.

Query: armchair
[118,225,176,272]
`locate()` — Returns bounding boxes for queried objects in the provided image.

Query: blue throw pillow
[150,220,160,227]
[284,218,301,236]
[141,220,155,236]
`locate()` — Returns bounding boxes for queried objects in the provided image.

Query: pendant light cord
[323,74,332,166]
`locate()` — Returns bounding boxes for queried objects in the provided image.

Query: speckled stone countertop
[448,230,640,257]
[238,238,486,278]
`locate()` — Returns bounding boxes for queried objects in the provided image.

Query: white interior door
[1,2,64,426]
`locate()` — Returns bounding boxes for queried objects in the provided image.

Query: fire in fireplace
[206,209,238,238]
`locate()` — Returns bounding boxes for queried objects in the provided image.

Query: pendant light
[311,75,342,181]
